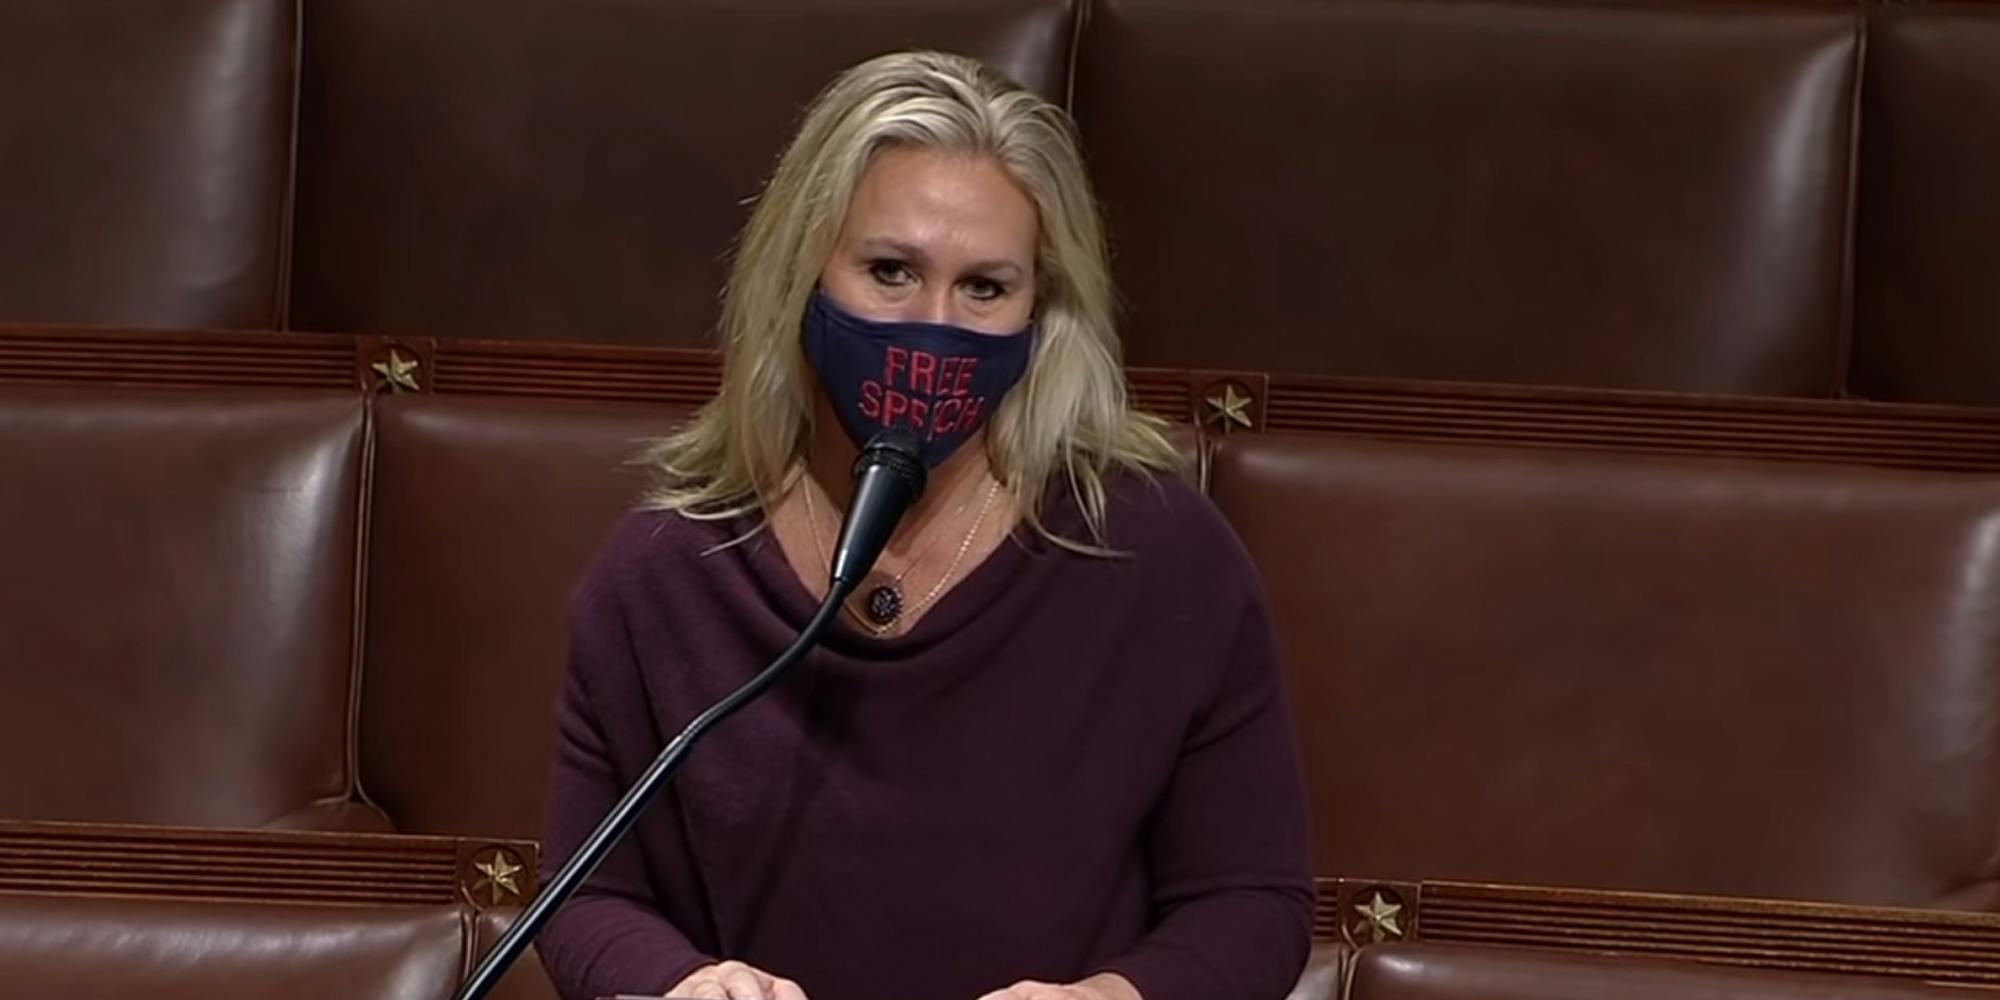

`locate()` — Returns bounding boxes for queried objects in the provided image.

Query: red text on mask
[859,347,986,440]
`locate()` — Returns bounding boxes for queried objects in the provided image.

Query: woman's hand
[975,972,1141,1000]
[666,960,808,1000]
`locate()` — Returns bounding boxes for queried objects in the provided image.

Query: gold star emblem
[370,349,421,393]
[1203,382,1254,433]
[470,849,524,906]
[1353,890,1405,943]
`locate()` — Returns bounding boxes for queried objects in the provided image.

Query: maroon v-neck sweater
[537,472,1313,1000]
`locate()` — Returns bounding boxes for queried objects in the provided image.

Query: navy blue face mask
[801,290,1036,468]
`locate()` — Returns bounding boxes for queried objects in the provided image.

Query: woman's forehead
[842,148,1038,265]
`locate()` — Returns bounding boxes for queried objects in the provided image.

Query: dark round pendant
[864,585,904,625]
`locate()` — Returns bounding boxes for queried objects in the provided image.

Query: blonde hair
[640,50,1178,548]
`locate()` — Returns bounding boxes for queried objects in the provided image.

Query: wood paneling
[0,818,538,912]
[1320,877,2000,986]
[0,327,351,390]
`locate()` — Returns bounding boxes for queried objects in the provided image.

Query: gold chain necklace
[802,475,1003,637]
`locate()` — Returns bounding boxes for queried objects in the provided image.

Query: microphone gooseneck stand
[452,428,927,1000]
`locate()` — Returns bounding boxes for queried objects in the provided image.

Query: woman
[539,50,1312,1000]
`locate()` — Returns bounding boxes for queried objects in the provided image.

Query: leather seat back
[0,0,295,328]
[290,0,1079,344]
[1345,943,1971,1000]
[1077,0,1859,394]
[0,387,374,829]
[0,895,464,1000]
[360,395,689,837]
[1211,432,2000,908]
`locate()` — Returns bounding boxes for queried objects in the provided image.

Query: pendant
[864,584,904,626]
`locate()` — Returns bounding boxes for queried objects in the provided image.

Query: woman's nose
[911,286,956,326]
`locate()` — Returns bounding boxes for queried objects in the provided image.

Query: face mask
[801,290,1036,468]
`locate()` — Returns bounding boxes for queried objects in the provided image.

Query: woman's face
[818,146,1039,335]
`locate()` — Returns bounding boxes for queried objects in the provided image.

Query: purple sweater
[538,472,1313,1000]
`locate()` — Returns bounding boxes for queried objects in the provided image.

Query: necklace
[804,477,956,623]
[802,474,1003,636]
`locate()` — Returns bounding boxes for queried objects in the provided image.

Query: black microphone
[832,426,927,589]
[451,428,928,1000]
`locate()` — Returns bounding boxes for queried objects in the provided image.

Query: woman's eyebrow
[858,237,926,263]
[858,237,1024,280]
[967,261,1025,280]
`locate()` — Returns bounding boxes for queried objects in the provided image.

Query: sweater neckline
[738,509,1041,662]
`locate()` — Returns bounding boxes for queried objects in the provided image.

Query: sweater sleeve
[1099,587,1317,1000]
[535,557,715,1000]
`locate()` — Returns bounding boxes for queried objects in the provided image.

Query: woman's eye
[868,260,913,286]
[963,278,1005,302]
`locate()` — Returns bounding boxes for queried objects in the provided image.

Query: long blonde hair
[640,50,1177,548]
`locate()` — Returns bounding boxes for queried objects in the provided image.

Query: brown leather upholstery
[1345,943,1971,1000]
[288,0,1076,345]
[0,0,294,329]
[0,387,381,830]
[1852,5,2000,406]
[1077,0,1859,394]
[1209,432,2000,908]
[361,395,688,837]
[0,894,463,999]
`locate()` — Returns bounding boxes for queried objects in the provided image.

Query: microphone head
[828,427,929,592]
[853,426,928,503]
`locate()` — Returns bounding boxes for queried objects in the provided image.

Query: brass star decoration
[370,349,421,393]
[1353,890,1405,943]
[1203,382,1254,432]
[470,849,524,906]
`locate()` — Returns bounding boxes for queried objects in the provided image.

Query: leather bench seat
[1209,431,2000,910]
[360,395,692,839]
[0,386,382,831]
[0,894,465,1000]
[1343,943,1971,1000]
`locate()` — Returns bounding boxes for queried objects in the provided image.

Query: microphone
[451,428,928,1000]
[832,426,927,589]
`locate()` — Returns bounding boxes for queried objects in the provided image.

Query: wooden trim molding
[0,325,352,390]
[431,336,724,405]
[6,324,2000,474]
[1257,373,2000,473]
[0,818,538,913]
[1318,877,2000,986]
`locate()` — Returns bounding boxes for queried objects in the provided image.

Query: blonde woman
[539,51,1311,1000]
